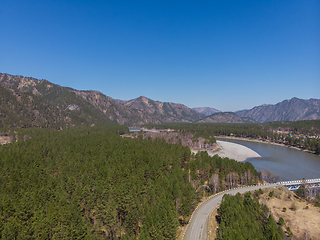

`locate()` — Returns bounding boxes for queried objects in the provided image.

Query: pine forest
[0,125,260,239]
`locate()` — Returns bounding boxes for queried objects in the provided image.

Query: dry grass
[208,187,320,240]
[176,225,186,240]
[176,193,217,240]
[262,187,320,240]
[208,208,219,239]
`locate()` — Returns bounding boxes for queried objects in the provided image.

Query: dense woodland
[1,74,318,239]
[0,125,260,239]
[144,121,320,153]
[216,192,284,239]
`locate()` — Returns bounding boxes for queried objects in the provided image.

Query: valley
[1,72,320,240]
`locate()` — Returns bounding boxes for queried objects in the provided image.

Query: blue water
[216,138,320,181]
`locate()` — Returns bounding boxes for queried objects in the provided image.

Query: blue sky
[1,0,319,111]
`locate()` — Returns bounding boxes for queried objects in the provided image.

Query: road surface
[183,184,277,240]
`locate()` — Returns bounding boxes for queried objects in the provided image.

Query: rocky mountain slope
[192,107,220,115]
[0,73,204,128]
[236,97,320,123]
[197,112,256,123]
[0,84,66,129]
[124,96,205,123]
[0,73,158,128]
[2,73,319,128]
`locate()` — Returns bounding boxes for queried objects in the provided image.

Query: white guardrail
[181,178,320,240]
[277,178,320,185]
[181,182,275,240]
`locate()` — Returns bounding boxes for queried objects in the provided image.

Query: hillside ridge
[0,73,204,127]
[1,73,319,127]
[236,97,320,122]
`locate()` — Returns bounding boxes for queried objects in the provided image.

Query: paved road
[183,184,277,240]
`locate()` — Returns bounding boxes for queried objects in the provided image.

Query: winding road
[183,184,277,240]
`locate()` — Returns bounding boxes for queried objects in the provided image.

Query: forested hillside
[0,85,67,129]
[0,73,153,127]
[0,126,259,239]
[0,73,206,127]
[216,192,284,239]
[124,96,205,123]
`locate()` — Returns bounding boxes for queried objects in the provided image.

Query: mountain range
[1,73,319,128]
[0,73,204,128]
[198,112,257,123]
[236,97,320,123]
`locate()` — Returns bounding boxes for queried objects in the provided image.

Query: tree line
[143,121,320,153]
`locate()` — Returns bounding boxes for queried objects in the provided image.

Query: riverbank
[214,140,261,161]
[216,136,319,156]
[192,140,261,162]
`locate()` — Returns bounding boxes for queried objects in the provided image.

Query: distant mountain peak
[2,73,318,126]
[124,96,205,122]
[192,107,220,116]
[236,97,320,123]
[197,112,256,123]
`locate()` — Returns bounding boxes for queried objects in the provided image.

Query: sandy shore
[212,140,261,161]
[217,136,319,155]
[192,140,261,162]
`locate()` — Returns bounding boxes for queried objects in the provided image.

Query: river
[216,138,320,181]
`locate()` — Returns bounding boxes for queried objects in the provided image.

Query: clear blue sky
[1,0,319,111]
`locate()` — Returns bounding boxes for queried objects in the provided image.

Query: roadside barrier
[181,183,274,240]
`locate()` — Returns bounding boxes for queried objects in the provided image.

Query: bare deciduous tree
[247,169,251,183]
[210,173,219,193]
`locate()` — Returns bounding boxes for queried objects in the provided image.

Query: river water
[216,138,320,181]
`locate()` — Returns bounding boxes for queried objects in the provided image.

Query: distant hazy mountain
[197,112,256,123]
[236,97,320,123]
[192,107,220,116]
[124,96,205,123]
[114,99,127,104]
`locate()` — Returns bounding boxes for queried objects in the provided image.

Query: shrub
[256,188,264,195]
[290,203,297,211]
[282,207,287,212]
[278,217,285,227]
[286,227,293,238]
[269,191,274,197]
